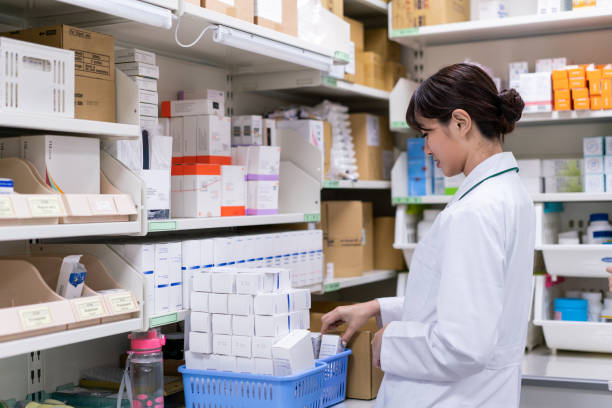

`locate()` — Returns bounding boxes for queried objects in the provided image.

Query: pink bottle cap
[129,329,166,354]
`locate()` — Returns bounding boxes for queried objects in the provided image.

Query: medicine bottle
[586,213,612,244]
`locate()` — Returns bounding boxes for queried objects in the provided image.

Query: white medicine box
[221,165,246,216]
[22,135,100,194]
[0,37,75,118]
[271,330,315,376]
[247,146,281,177]
[584,136,605,157]
[240,115,263,146]
[247,180,279,216]
[196,115,231,165]
[182,164,222,218]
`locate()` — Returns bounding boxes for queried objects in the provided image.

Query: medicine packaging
[271,330,315,376]
[117,61,159,79]
[133,77,158,92]
[190,331,213,354]
[319,334,345,359]
[182,164,221,218]
[236,115,263,146]
[254,293,291,315]
[215,355,237,372]
[254,358,274,375]
[213,334,232,355]
[584,174,605,193]
[232,315,255,336]
[232,335,252,358]
[56,255,86,299]
[191,291,209,312]
[211,272,236,294]
[246,146,281,177]
[311,333,322,359]
[185,351,215,370]
[191,311,212,332]
[221,165,246,216]
[209,293,229,314]
[114,244,155,318]
[236,357,256,373]
[178,89,225,105]
[196,115,231,165]
[520,72,553,113]
[255,314,290,337]
[116,48,156,65]
[161,99,224,117]
[584,156,604,174]
[201,239,215,269]
[193,271,212,292]
[584,136,605,156]
[247,180,279,215]
[181,240,201,307]
[138,169,171,220]
[228,294,254,316]
[212,313,233,334]
[252,336,278,359]
[235,272,274,294]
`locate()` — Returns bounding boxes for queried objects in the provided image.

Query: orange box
[591,96,603,110]
[569,77,587,89]
[553,78,569,90]
[590,80,602,96]
[603,66,612,79]
[568,66,585,78]
[554,99,571,111]
[602,79,612,93]
[574,98,590,110]
[555,89,571,100]
[603,94,612,109]
[552,69,568,80]
[586,68,602,82]
[571,88,589,100]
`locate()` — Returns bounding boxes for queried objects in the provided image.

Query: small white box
[606,174,612,193]
[183,164,222,218]
[232,335,252,358]
[154,243,170,287]
[291,288,311,311]
[247,146,281,177]
[228,294,254,316]
[519,73,552,113]
[155,284,170,314]
[584,136,605,157]
[213,334,233,355]
[535,58,553,73]
[116,48,156,65]
[117,61,159,79]
[161,99,224,117]
[215,355,237,372]
[236,357,256,373]
[179,89,225,105]
[247,180,279,216]
[139,89,158,105]
[584,174,605,193]
[116,244,155,317]
[605,136,612,155]
[191,311,212,332]
[190,331,213,354]
[254,293,290,315]
[211,272,236,294]
[255,314,290,337]
[319,334,344,359]
[221,165,246,215]
[22,135,100,194]
[232,315,255,336]
[477,0,508,20]
[290,310,310,330]
[212,313,233,334]
[252,336,278,359]
[170,282,182,311]
[56,255,86,299]
[584,156,605,174]
[167,242,182,284]
[235,272,273,295]
[181,240,201,306]
[193,271,211,292]
[209,293,229,314]
[185,350,215,370]
[605,156,612,174]
[133,77,157,92]
[552,57,569,70]
[138,169,171,220]
[271,330,315,376]
[213,239,236,267]
[263,119,278,146]
[254,358,274,375]
[231,117,243,147]
[139,102,158,118]
[196,115,231,164]
[0,137,21,159]
[201,239,215,269]
[171,166,183,218]
[191,292,209,312]
[170,116,186,163]
[239,116,263,146]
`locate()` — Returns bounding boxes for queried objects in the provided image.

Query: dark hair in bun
[406,63,525,142]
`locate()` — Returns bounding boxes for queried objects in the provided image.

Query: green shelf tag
[149,221,177,232]
[391,121,410,129]
[392,197,423,205]
[324,282,341,293]
[334,51,350,63]
[391,28,420,37]
[150,312,178,328]
[304,213,321,222]
[322,76,338,88]
[323,180,340,188]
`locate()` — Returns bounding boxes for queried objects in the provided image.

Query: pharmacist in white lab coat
[321,63,536,407]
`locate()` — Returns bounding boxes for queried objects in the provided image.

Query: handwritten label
[28,197,62,217]
[75,298,106,320]
[107,293,137,314]
[0,196,15,217]
[19,306,52,329]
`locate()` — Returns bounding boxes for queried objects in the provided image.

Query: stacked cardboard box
[349,114,395,181]
[392,0,470,30]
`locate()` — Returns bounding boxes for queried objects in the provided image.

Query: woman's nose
[423,139,432,155]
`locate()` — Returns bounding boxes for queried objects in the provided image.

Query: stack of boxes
[552,64,612,111]
[349,114,395,181]
[406,138,444,196]
[186,266,313,374]
[392,0,470,31]
[517,159,544,194]
[583,136,612,193]
[232,146,281,216]
[543,159,583,193]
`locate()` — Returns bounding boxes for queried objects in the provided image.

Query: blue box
[407,138,426,159]
[408,177,428,196]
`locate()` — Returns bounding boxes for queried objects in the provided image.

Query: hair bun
[497,88,524,134]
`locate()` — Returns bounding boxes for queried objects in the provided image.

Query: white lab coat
[376,152,535,408]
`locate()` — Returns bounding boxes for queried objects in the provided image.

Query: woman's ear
[451,109,472,137]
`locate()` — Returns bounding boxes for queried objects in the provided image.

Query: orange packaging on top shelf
[591,96,603,110]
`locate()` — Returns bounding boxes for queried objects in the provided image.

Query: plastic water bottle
[123,329,166,408]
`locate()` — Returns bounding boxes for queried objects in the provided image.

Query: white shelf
[0,318,141,359]
[323,180,391,189]
[390,8,612,48]
[148,213,319,233]
[519,110,612,126]
[312,270,397,294]
[344,0,388,17]
[392,195,452,205]
[532,193,612,202]
[0,221,141,242]
[0,112,140,140]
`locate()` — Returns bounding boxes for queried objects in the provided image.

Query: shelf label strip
[322,76,338,88]
[392,197,423,205]
[19,306,53,329]
[391,121,410,129]
[391,28,420,37]
[150,312,178,328]
[149,221,177,232]
[323,180,340,188]
[324,282,341,293]
[304,213,321,222]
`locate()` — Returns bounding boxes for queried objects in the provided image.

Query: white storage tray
[540,245,612,278]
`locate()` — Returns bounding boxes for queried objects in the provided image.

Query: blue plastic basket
[317,349,352,407]
[179,361,326,408]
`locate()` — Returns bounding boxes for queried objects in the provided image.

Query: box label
[150,312,178,328]
[255,0,282,23]
[28,197,62,217]
[107,293,137,314]
[19,306,52,329]
[366,116,380,147]
[75,298,106,320]
[0,197,15,217]
[391,28,420,37]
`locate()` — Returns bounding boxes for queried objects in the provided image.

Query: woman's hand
[320,300,381,346]
[371,323,390,368]
[607,266,612,292]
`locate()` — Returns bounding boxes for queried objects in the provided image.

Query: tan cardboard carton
[374,217,406,270]
[322,201,365,278]
[349,114,383,180]
[364,28,401,62]
[199,0,255,23]
[254,0,298,37]
[363,202,374,272]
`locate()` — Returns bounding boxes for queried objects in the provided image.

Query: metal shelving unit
[519,110,612,126]
[323,180,391,189]
[308,270,397,294]
[148,213,319,233]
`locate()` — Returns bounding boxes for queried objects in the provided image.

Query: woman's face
[417,115,468,177]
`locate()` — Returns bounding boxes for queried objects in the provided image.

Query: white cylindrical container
[582,291,603,322]
[586,213,612,244]
[417,209,441,242]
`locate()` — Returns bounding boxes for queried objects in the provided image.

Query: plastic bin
[318,349,352,408]
[179,361,326,408]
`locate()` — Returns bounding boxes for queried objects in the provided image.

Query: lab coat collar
[450,152,518,206]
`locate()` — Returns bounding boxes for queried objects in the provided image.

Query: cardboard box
[393,0,469,30]
[3,25,116,122]
[364,28,401,62]
[361,52,385,90]
[321,201,365,278]
[232,315,255,336]
[232,335,252,358]
[379,116,394,180]
[374,217,406,270]
[385,62,407,92]
[321,0,344,17]
[591,96,603,110]
[349,114,383,180]
[553,77,569,90]
[200,0,254,23]
[191,291,209,312]
[343,16,364,50]
[213,334,232,355]
[363,202,374,272]
[212,313,233,334]
[323,121,333,178]
[254,0,298,37]
[255,313,290,337]
[252,336,277,358]
[569,77,587,89]
[254,358,274,375]
[193,270,212,292]
[191,311,212,332]
[228,294,254,316]
[209,293,229,314]
[350,50,365,85]
[590,80,602,96]
[254,293,291,315]
[190,331,213,354]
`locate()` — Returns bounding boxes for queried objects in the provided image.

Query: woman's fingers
[320,307,344,334]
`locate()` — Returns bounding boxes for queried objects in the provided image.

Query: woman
[321,63,535,407]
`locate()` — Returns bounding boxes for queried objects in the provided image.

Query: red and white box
[197,115,231,165]
[221,165,246,216]
[182,164,221,218]
[161,99,224,117]
[171,165,183,218]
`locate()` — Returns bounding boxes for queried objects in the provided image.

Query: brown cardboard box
[363,202,374,272]
[200,0,254,23]
[3,25,116,122]
[374,217,406,270]
[379,116,394,180]
[323,201,365,278]
[385,61,407,91]
[408,0,470,28]
[347,50,364,84]
[310,301,384,400]
[364,28,401,62]
[254,0,298,37]
[323,121,333,178]
[321,0,344,17]
[362,52,386,90]
[350,114,383,180]
[392,0,412,33]
[343,16,364,50]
